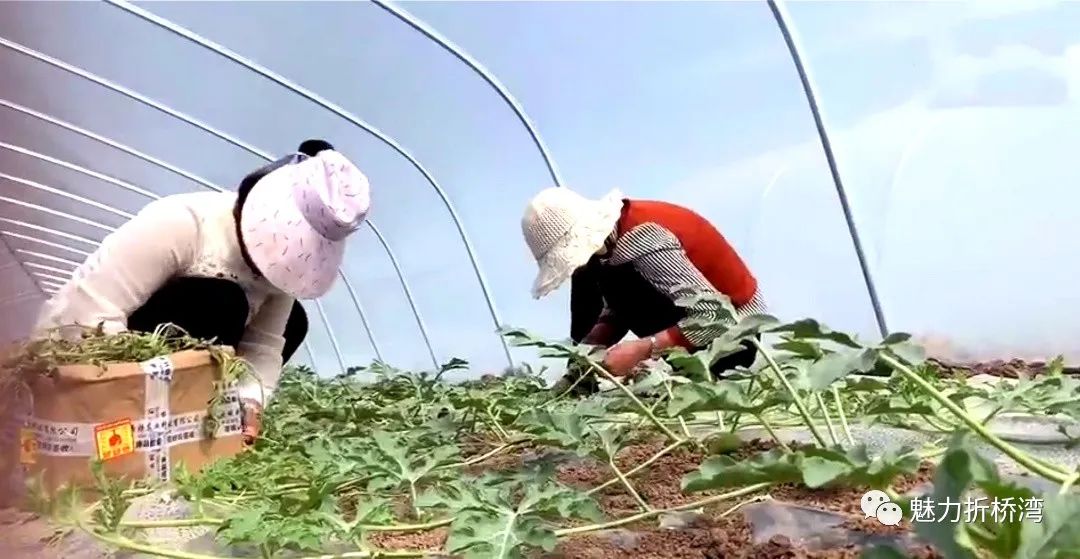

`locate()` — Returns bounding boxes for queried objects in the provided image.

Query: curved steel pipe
[0,98,224,191]
[31,271,71,284]
[371,0,564,188]
[0,42,412,367]
[767,0,888,338]
[337,273,384,363]
[103,1,513,367]
[310,301,347,374]
[367,224,438,367]
[0,218,101,248]
[23,261,73,276]
[0,195,114,233]
[0,98,384,361]
[15,248,81,268]
[0,163,136,219]
[300,340,319,370]
[1,230,91,257]
[0,234,42,297]
[0,141,158,200]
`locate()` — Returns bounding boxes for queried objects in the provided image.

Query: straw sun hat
[522,187,625,299]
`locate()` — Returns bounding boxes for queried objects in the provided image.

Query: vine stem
[555,482,772,536]
[728,377,758,433]
[485,408,510,441]
[816,393,840,445]
[831,386,855,446]
[539,367,593,407]
[588,439,686,495]
[269,439,531,497]
[451,439,530,469]
[1058,472,1079,495]
[662,376,699,447]
[609,458,651,511]
[880,353,1070,484]
[587,360,683,443]
[702,366,726,431]
[749,339,828,447]
[117,516,453,533]
[78,513,426,559]
[755,414,793,453]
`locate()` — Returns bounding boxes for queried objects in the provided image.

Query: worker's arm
[234,292,292,407]
[34,198,198,337]
[620,223,733,351]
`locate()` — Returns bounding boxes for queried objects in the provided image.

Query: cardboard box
[5,349,244,496]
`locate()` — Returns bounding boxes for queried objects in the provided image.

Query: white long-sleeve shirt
[33,191,294,406]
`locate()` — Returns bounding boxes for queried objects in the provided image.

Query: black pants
[709,337,759,378]
[127,277,308,363]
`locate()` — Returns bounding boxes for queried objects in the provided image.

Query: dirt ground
[373,438,942,559]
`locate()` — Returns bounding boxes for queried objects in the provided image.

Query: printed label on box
[94,418,135,461]
[19,428,36,464]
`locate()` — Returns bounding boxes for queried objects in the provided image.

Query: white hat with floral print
[240,149,370,299]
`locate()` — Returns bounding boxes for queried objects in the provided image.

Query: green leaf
[667,381,788,417]
[436,473,602,559]
[800,453,854,488]
[682,448,801,491]
[845,377,891,392]
[806,348,879,391]
[913,434,990,559]
[1015,495,1080,559]
[881,339,927,367]
[774,339,824,359]
[515,402,605,451]
[881,333,912,345]
[768,319,862,348]
[682,444,921,492]
[725,314,782,341]
[704,432,744,455]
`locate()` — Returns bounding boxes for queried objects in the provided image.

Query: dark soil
[374,438,942,559]
[928,357,1080,378]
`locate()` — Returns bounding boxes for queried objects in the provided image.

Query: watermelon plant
[23,291,1080,559]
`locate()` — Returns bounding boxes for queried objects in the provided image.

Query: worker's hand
[240,398,262,446]
[602,339,653,377]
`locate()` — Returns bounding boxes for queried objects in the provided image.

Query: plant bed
[370,438,944,559]
[7,294,1080,559]
[926,356,1080,379]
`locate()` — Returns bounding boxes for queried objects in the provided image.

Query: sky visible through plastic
[0,0,1077,381]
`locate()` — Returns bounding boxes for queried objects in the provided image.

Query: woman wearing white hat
[34,139,370,443]
[522,187,768,384]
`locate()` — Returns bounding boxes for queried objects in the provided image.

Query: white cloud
[965,0,1063,20]
[659,94,1080,364]
[928,39,1080,107]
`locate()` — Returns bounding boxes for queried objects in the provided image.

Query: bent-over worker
[33,139,370,444]
[521,187,768,383]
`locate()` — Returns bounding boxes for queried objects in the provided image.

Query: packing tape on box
[20,354,243,482]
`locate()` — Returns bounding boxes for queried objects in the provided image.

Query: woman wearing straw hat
[522,187,768,388]
[34,140,370,444]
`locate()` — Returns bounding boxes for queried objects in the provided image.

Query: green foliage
[57,310,1079,559]
[424,471,603,559]
[682,443,922,491]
